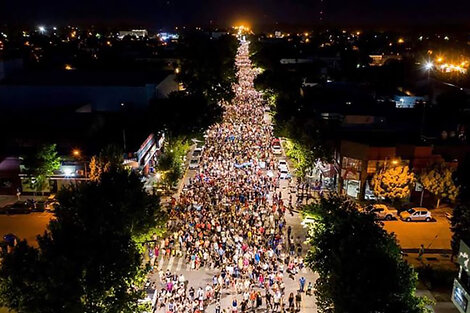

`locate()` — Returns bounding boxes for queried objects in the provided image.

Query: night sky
[2,0,470,28]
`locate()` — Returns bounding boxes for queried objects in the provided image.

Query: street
[146,39,317,313]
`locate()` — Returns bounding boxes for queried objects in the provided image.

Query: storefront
[341,157,362,198]
[125,133,165,175]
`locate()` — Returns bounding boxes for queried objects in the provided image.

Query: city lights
[431,54,469,74]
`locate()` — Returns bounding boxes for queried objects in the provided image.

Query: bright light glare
[63,167,74,176]
[38,26,46,33]
[424,62,434,70]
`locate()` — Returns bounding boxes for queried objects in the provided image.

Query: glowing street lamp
[424,61,434,71]
[38,26,46,34]
[72,149,81,157]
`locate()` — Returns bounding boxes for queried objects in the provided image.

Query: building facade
[453,240,470,313]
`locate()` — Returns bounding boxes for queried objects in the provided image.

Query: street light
[72,149,88,178]
[424,61,434,71]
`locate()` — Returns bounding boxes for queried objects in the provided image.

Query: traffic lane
[0,212,53,247]
[382,214,452,250]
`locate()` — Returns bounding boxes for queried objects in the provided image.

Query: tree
[23,144,61,194]
[88,156,102,181]
[0,169,166,313]
[177,32,237,102]
[149,92,223,138]
[305,195,431,313]
[88,145,124,181]
[420,163,459,208]
[451,203,470,256]
[451,154,470,255]
[156,138,189,189]
[372,163,415,203]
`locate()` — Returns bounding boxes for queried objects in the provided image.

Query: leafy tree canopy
[22,144,61,192]
[177,32,237,103]
[305,195,431,313]
[420,162,459,208]
[0,169,166,313]
[372,163,415,202]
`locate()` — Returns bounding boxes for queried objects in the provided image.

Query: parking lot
[382,208,453,251]
[0,212,53,247]
[0,195,53,246]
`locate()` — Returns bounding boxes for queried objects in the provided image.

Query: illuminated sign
[454,285,468,312]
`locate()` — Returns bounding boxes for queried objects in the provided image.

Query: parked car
[272,145,282,155]
[399,207,432,222]
[29,200,46,212]
[0,201,32,215]
[192,146,203,158]
[279,168,290,179]
[3,233,17,244]
[189,158,199,169]
[278,159,288,170]
[367,204,397,220]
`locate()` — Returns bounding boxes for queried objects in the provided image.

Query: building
[124,133,165,175]
[337,140,445,199]
[0,157,20,195]
[118,29,148,39]
[369,54,403,67]
[394,95,427,108]
[453,240,470,313]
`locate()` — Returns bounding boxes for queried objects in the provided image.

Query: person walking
[299,277,306,292]
[288,292,294,312]
[418,244,425,260]
[295,291,302,311]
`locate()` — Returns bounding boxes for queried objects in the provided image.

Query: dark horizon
[2,0,470,31]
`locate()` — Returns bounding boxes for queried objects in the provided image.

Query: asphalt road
[382,210,452,251]
[0,211,53,246]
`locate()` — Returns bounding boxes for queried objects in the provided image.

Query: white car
[279,168,290,179]
[400,207,432,222]
[278,159,288,170]
[272,145,282,155]
[368,204,397,221]
[189,158,199,169]
[192,149,202,158]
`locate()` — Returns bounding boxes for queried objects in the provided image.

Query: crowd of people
[150,39,311,313]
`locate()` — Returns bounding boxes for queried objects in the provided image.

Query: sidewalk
[417,289,458,313]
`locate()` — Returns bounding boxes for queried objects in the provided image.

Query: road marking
[167,256,175,270]
[157,256,165,270]
[176,257,183,271]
